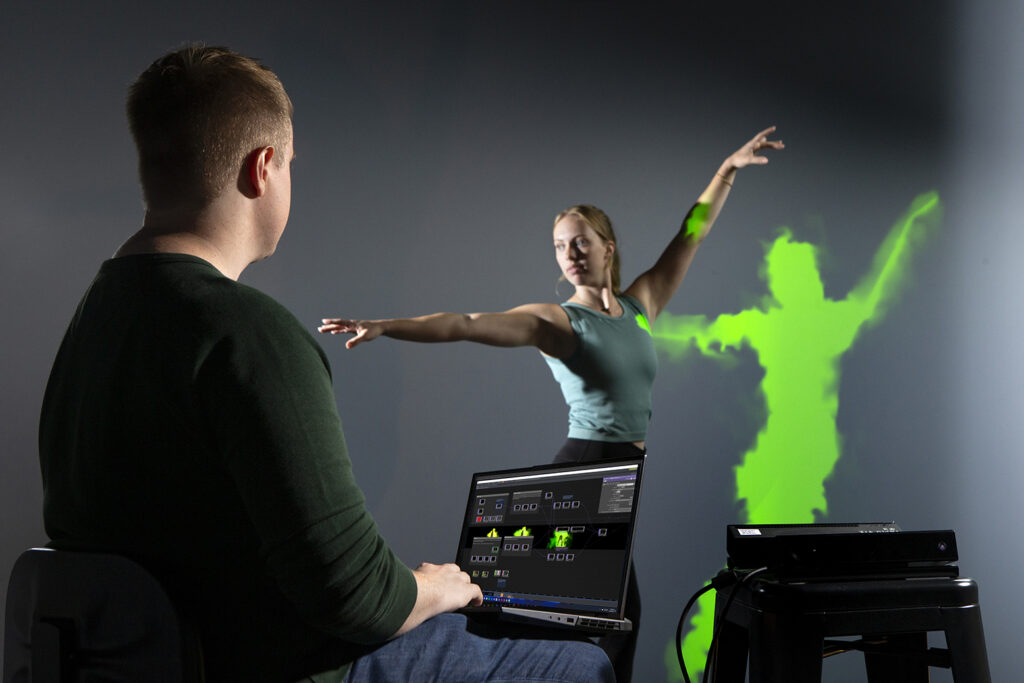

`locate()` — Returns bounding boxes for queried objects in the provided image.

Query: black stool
[711,575,991,682]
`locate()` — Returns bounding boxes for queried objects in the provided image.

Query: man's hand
[391,562,483,638]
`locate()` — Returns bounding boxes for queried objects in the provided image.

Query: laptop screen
[455,455,644,617]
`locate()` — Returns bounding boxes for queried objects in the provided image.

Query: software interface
[457,460,641,616]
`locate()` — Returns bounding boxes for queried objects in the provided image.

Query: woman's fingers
[318,318,357,333]
[345,329,369,349]
[729,127,783,168]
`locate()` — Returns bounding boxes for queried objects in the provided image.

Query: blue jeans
[343,613,615,682]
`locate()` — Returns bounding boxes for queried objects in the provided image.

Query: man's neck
[116,201,255,280]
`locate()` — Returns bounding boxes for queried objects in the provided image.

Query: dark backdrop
[3,2,1020,681]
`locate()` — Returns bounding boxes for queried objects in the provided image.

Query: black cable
[675,582,715,683]
[675,569,742,683]
[704,566,768,683]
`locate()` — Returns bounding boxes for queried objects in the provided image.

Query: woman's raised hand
[725,126,784,170]
[318,318,385,349]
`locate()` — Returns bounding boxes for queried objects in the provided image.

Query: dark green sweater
[39,254,416,681]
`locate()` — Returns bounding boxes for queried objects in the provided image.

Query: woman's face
[553,215,614,288]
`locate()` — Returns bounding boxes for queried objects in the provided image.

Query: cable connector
[710,569,739,590]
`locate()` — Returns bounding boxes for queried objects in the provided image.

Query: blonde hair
[553,204,621,294]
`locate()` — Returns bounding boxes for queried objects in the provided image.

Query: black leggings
[552,438,644,683]
[552,437,646,464]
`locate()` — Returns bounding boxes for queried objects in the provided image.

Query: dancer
[320,126,783,681]
[319,126,781,454]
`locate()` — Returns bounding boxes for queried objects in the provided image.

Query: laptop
[455,454,645,633]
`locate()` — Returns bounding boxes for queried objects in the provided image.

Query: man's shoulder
[102,253,313,347]
[196,275,314,351]
[203,276,292,320]
[127,254,290,321]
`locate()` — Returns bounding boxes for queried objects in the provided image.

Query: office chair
[3,547,203,682]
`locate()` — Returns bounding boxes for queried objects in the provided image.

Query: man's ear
[247,145,276,198]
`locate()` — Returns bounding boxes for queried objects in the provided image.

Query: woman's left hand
[725,126,784,170]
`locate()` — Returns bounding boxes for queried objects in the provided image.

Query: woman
[319,127,781,450]
[319,126,782,680]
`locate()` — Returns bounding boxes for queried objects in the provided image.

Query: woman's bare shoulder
[506,302,570,325]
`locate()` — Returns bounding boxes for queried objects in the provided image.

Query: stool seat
[712,575,991,682]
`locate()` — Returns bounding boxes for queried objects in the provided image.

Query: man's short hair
[127,44,294,210]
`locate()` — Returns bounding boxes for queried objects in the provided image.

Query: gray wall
[2,2,1018,681]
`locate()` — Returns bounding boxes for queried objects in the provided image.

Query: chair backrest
[3,548,204,683]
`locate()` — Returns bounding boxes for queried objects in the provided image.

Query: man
[38,45,613,682]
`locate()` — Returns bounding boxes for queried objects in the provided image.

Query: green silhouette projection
[635,312,653,336]
[548,529,573,550]
[514,526,532,537]
[656,192,941,681]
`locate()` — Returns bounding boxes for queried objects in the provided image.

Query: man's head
[127,45,293,211]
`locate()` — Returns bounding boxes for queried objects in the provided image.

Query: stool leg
[709,618,749,683]
[943,605,992,683]
[748,612,823,683]
[863,632,929,683]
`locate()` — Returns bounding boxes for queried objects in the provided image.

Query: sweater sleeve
[196,290,416,644]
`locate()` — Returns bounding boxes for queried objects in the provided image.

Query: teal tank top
[543,294,657,442]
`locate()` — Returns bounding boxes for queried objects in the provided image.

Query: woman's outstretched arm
[318,302,577,358]
[625,126,783,322]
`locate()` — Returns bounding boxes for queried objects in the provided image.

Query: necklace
[571,294,617,315]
